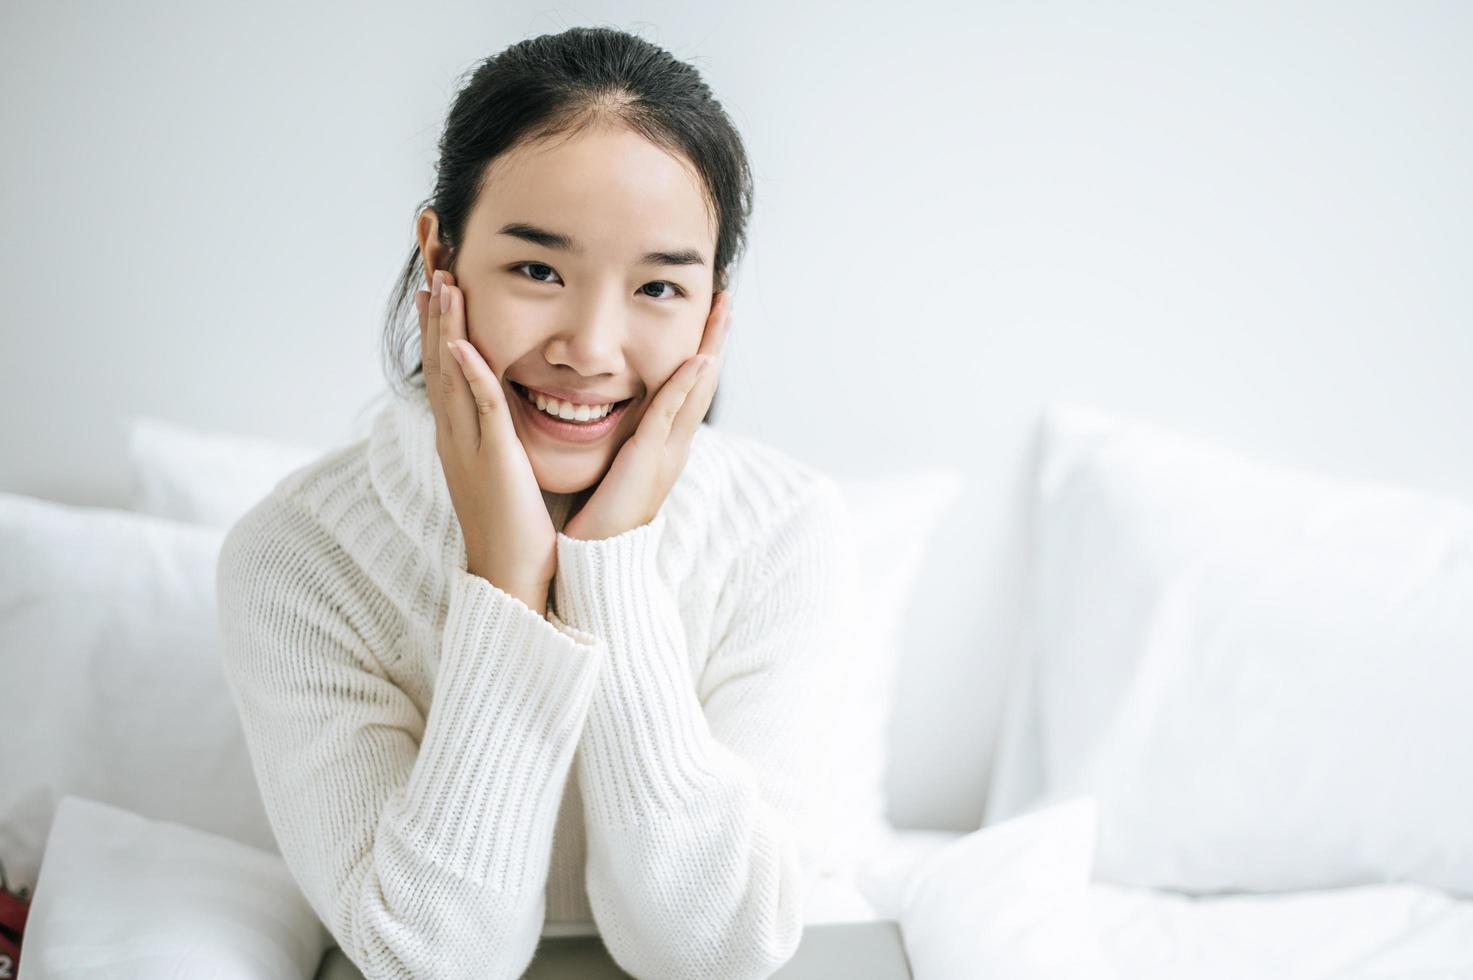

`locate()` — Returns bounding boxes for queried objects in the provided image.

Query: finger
[670,354,717,447]
[415,285,432,377]
[448,336,518,450]
[697,290,734,363]
[641,355,708,447]
[438,279,482,445]
[425,270,451,437]
[665,292,730,445]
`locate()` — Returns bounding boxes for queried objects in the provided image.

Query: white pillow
[127,414,325,527]
[827,469,966,864]
[122,413,966,869]
[851,829,966,922]
[0,493,277,894]
[897,797,1115,980]
[19,794,329,980]
[990,402,1473,895]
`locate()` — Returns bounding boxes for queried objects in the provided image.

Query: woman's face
[416,123,720,495]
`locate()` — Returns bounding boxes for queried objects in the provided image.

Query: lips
[511,381,634,407]
[510,378,634,442]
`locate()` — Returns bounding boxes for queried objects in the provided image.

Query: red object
[0,859,30,980]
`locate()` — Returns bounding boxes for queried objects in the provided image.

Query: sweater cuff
[551,509,668,628]
[392,565,604,886]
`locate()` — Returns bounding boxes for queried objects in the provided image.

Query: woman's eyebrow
[498,221,706,268]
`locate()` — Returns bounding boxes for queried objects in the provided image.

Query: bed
[860,826,1473,978]
[5,400,1472,979]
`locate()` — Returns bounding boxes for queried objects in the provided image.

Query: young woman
[218,26,860,980]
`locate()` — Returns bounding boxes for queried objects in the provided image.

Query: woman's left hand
[562,290,734,542]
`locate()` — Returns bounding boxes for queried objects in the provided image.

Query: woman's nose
[552,294,628,373]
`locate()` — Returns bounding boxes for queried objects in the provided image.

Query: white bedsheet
[1088,879,1473,979]
[858,828,1473,979]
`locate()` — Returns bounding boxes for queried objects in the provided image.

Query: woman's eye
[638,280,686,300]
[512,262,684,300]
[514,262,562,284]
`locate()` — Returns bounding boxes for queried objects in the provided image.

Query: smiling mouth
[509,381,635,421]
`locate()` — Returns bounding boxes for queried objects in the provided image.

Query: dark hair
[379,26,754,424]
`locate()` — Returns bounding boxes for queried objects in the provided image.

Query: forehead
[471,124,716,255]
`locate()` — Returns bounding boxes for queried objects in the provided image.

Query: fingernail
[448,340,464,365]
[440,284,451,313]
[431,271,442,296]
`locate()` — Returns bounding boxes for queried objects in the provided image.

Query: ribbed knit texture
[215,383,861,980]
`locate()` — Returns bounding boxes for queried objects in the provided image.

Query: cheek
[465,299,539,371]
[628,328,701,388]
[464,296,702,391]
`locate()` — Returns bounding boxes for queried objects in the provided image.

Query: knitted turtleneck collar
[365,383,584,573]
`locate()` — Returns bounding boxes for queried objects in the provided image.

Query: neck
[540,486,589,535]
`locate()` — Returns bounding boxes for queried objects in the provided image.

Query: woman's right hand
[418,269,556,617]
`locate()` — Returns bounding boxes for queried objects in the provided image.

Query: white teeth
[527,388,614,422]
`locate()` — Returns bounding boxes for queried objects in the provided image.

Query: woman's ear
[416,208,452,288]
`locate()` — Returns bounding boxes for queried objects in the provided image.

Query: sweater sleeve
[216,498,606,980]
[549,474,858,980]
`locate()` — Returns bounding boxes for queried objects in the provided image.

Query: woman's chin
[539,481,595,496]
[532,462,603,497]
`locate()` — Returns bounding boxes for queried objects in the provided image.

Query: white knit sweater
[215,383,862,980]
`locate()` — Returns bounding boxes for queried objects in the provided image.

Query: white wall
[3,0,1469,832]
